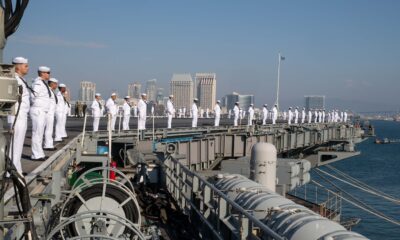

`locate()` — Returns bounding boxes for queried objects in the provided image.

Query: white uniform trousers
[108,114,117,131]
[30,107,46,159]
[55,112,64,141]
[61,114,68,138]
[234,116,239,126]
[44,112,55,148]
[248,116,253,126]
[262,116,267,125]
[93,117,100,132]
[8,112,28,174]
[123,115,130,130]
[272,116,277,125]
[214,115,220,127]
[167,114,173,129]
[192,115,198,127]
[138,117,146,130]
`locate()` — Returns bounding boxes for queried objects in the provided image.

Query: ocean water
[325,120,400,239]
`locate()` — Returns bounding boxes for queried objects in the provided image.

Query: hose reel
[51,167,142,239]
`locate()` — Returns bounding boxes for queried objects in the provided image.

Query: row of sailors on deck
[8,57,70,175]
[233,103,348,126]
[91,92,149,132]
[91,93,348,132]
[91,94,214,131]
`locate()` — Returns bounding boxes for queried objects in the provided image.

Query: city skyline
[79,81,96,103]
[4,1,400,112]
[170,73,193,111]
[196,73,217,111]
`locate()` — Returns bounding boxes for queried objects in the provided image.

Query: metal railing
[163,156,285,240]
[290,182,342,221]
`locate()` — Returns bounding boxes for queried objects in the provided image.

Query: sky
[4,0,400,112]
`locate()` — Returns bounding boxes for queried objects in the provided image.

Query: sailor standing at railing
[43,78,58,151]
[301,107,306,124]
[137,93,147,130]
[30,66,52,160]
[214,100,221,127]
[288,107,293,125]
[344,110,348,122]
[340,111,344,122]
[327,111,331,123]
[166,95,175,128]
[8,57,31,173]
[122,96,131,130]
[61,85,70,139]
[308,108,312,123]
[272,104,278,125]
[105,93,118,131]
[248,104,254,126]
[314,109,318,123]
[322,110,326,123]
[55,83,68,141]
[262,104,268,125]
[91,93,103,132]
[191,98,199,127]
[335,109,339,122]
[233,102,240,126]
[294,107,299,124]
[319,110,322,123]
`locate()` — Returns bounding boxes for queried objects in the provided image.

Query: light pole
[275,52,285,111]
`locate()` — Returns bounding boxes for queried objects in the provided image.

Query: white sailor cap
[264,104,267,107]
[12,57,28,64]
[250,103,254,106]
[124,96,130,99]
[59,83,66,88]
[141,93,147,97]
[111,93,117,96]
[48,78,58,83]
[217,100,221,103]
[235,101,239,104]
[194,98,198,101]
[38,66,51,72]
[169,95,174,98]
[289,107,292,109]
[95,93,101,97]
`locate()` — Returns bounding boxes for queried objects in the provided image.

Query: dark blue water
[327,120,400,239]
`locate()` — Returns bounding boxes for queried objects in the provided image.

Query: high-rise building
[128,82,142,99]
[304,95,325,111]
[79,81,96,102]
[223,92,254,111]
[64,87,71,101]
[195,73,216,110]
[170,73,193,110]
[156,88,164,105]
[146,79,157,102]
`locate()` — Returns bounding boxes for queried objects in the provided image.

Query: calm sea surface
[327,120,400,239]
